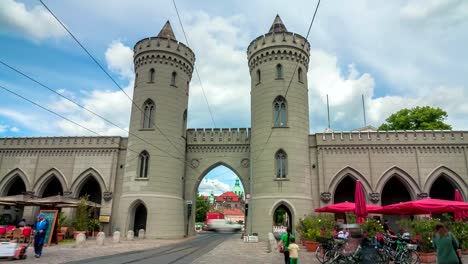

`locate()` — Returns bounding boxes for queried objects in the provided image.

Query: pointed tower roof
[269,14,288,33]
[157,21,176,40]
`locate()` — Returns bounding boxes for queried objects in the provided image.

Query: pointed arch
[127,199,149,234]
[138,151,150,178]
[170,71,177,86]
[273,96,287,127]
[275,149,287,178]
[276,64,283,79]
[0,168,31,196]
[33,168,68,196]
[70,168,107,198]
[424,166,467,194]
[375,166,420,200]
[195,162,245,194]
[328,166,372,196]
[256,69,261,84]
[149,68,155,82]
[142,99,155,128]
[298,67,303,82]
[269,200,297,230]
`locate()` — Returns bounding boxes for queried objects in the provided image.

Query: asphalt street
[65,232,236,264]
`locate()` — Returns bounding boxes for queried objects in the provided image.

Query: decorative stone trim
[103,192,113,201]
[241,158,250,168]
[63,191,73,198]
[369,192,380,203]
[190,159,200,168]
[186,145,250,153]
[417,192,429,199]
[320,192,331,203]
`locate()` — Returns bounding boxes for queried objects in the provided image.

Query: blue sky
[0,0,467,192]
[197,165,245,196]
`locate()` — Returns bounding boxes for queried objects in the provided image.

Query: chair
[21,227,32,243]
[12,228,22,242]
[6,226,15,231]
[0,226,6,238]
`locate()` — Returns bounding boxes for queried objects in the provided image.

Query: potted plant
[56,212,67,242]
[360,218,384,238]
[73,196,91,239]
[410,218,438,263]
[301,215,322,252]
[88,219,101,237]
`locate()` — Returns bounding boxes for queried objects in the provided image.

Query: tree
[378,106,452,130]
[195,193,209,223]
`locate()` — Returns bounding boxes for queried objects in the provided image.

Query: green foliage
[346,213,357,224]
[274,207,286,225]
[444,216,468,250]
[74,196,91,231]
[400,218,439,253]
[195,193,209,223]
[361,219,384,237]
[88,219,101,231]
[57,211,67,230]
[378,106,452,130]
[298,215,336,242]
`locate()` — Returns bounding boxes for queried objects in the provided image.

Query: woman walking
[277,227,295,264]
[432,223,460,264]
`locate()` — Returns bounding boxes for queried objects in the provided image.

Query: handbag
[279,245,285,253]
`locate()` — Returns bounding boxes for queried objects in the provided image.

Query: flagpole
[327,94,330,129]
[361,94,367,127]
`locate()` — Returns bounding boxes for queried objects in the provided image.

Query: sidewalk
[0,237,191,264]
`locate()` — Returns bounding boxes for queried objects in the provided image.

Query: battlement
[0,136,126,150]
[312,130,467,146]
[186,128,251,145]
[134,37,195,67]
[247,32,310,59]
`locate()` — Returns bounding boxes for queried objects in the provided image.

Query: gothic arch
[0,168,31,196]
[328,166,372,196]
[269,199,297,218]
[127,199,149,233]
[193,161,246,197]
[375,166,420,200]
[70,168,107,198]
[423,166,467,194]
[33,168,68,196]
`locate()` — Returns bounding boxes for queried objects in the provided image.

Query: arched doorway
[272,203,292,240]
[382,177,412,231]
[430,176,457,200]
[334,176,356,203]
[41,176,63,198]
[1,175,27,225]
[4,176,27,196]
[77,176,102,218]
[133,203,147,236]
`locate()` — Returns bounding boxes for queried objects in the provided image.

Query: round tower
[115,21,195,238]
[247,15,312,237]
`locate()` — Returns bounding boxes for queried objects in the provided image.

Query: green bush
[74,196,91,231]
[360,218,384,237]
[88,219,101,232]
[298,215,336,242]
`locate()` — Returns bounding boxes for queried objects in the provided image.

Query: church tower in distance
[115,21,195,238]
[247,15,313,237]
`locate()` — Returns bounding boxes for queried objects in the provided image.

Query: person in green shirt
[276,227,295,264]
[432,223,460,264]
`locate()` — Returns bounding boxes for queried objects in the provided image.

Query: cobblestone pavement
[0,237,192,264]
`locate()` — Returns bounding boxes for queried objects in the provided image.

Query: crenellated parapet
[247,32,310,72]
[0,136,126,150]
[186,128,251,145]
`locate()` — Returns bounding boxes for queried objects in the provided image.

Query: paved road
[65,232,236,264]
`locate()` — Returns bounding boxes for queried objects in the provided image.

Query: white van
[207,219,242,232]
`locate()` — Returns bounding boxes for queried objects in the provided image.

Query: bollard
[76,233,86,246]
[126,230,134,240]
[138,229,145,239]
[113,231,121,243]
[96,232,105,246]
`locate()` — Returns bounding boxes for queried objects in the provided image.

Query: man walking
[33,213,48,258]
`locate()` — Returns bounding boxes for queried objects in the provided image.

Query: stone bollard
[76,233,86,246]
[126,230,134,241]
[138,229,145,239]
[96,232,105,246]
[113,231,121,243]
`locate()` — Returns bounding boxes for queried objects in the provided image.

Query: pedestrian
[432,223,461,264]
[276,227,295,264]
[33,213,49,258]
[288,237,299,264]
[17,218,26,227]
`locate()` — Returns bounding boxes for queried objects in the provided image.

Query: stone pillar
[126,230,134,240]
[96,232,105,246]
[138,229,145,239]
[113,231,120,243]
[75,233,86,246]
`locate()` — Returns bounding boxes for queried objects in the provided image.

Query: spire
[157,21,176,40]
[269,14,287,33]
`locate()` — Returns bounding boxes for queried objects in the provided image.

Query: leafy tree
[195,193,209,223]
[378,106,452,130]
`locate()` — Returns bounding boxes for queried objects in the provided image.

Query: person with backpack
[276,227,295,264]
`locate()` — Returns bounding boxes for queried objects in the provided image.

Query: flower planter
[301,239,306,246]
[73,231,87,240]
[462,249,468,255]
[305,241,319,252]
[56,232,64,242]
[418,251,436,263]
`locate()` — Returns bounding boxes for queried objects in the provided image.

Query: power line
[38,0,186,157]
[172,0,217,128]
[254,0,321,161]
[0,60,186,162]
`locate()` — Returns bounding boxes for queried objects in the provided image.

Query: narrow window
[171,71,177,86]
[298,68,303,82]
[273,96,287,127]
[143,99,155,128]
[276,64,283,79]
[135,73,138,87]
[149,68,155,82]
[138,151,150,178]
[275,150,287,178]
[182,110,187,137]
[256,70,261,84]
[186,81,189,95]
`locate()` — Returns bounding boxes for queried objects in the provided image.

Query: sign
[273,225,287,234]
[99,215,110,223]
[39,210,58,247]
[185,200,192,205]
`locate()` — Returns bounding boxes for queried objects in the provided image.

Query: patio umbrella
[34,195,101,208]
[0,194,38,206]
[372,198,468,215]
[315,201,382,213]
[454,189,468,220]
[354,180,368,223]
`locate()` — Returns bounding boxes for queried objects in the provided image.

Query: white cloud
[105,41,135,80]
[0,125,7,133]
[198,178,230,196]
[0,0,66,40]
[10,127,19,132]
[400,0,468,25]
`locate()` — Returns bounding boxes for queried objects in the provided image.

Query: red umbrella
[372,198,468,215]
[315,201,381,213]
[454,189,468,220]
[354,180,368,223]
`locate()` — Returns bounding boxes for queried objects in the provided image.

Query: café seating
[0,226,6,238]
[12,228,22,241]
[21,227,32,243]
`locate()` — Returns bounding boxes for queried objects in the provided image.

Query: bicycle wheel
[397,249,420,264]
[315,244,325,263]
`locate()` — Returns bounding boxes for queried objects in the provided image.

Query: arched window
[276,64,283,79]
[138,151,150,178]
[186,81,189,95]
[275,150,287,178]
[256,70,261,84]
[142,99,155,128]
[182,110,187,137]
[298,68,303,82]
[149,68,155,82]
[135,73,138,87]
[273,96,287,127]
[171,71,177,86]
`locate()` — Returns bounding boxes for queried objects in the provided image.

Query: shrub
[361,218,384,237]
[74,196,91,231]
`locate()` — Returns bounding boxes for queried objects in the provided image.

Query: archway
[133,203,147,236]
[41,176,63,198]
[271,202,293,240]
[334,176,356,203]
[5,176,27,196]
[381,177,412,231]
[78,177,102,204]
[430,176,457,200]
[1,175,27,225]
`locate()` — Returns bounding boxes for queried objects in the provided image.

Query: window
[182,110,187,137]
[275,150,287,178]
[276,64,283,79]
[171,71,177,86]
[143,99,155,128]
[273,96,287,127]
[138,151,150,178]
[135,73,138,86]
[256,70,261,84]
[186,81,189,95]
[149,68,155,82]
[298,68,303,82]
